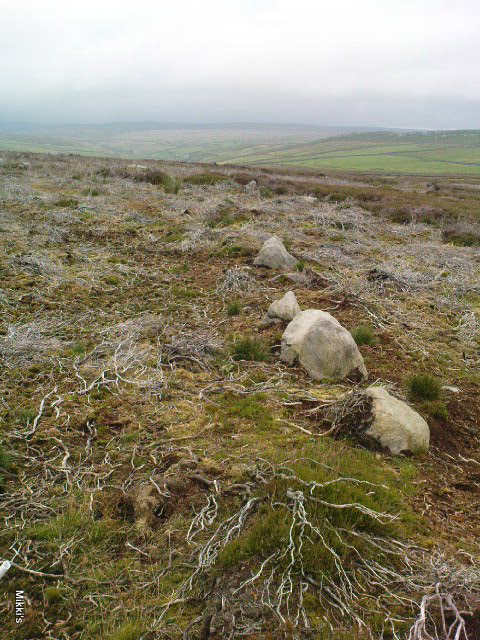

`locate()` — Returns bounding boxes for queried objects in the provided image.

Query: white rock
[253,236,297,270]
[262,291,301,326]
[442,385,460,394]
[280,309,367,381]
[245,180,257,191]
[365,387,430,455]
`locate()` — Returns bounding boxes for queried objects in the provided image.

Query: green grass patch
[171,285,197,299]
[218,441,411,581]
[209,392,275,432]
[53,197,78,208]
[407,374,442,401]
[232,336,269,361]
[295,259,305,272]
[421,399,449,419]
[351,325,376,346]
[183,172,230,186]
[226,301,242,316]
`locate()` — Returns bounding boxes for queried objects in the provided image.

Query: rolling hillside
[1,124,480,175]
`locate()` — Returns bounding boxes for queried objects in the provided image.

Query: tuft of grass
[131,169,181,193]
[232,336,269,362]
[54,197,78,208]
[226,301,242,316]
[407,374,441,401]
[0,443,14,488]
[421,399,449,420]
[259,186,274,198]
[171,285,197,299]
[108,621,144,640]
[352,325,376,346]
[0,444,13,471]
[183,172,229,186]
[295,259,305,272]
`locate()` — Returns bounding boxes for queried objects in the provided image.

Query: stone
[261,291,301,326]
[280,309,367,381]
[442,385,460,394]
[365,386,430,455]
[253,235,297,270]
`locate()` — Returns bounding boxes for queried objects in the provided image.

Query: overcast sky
[1,0,479,129]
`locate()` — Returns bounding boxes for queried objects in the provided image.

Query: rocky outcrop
[280,309,367,381]
[253,236,297,270]
[261,291,301,326]
[365,386,430,455]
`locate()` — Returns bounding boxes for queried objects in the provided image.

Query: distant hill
[1,122,479,174]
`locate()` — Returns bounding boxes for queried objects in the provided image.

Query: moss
[107,621,144,640]
[44,586,65,605]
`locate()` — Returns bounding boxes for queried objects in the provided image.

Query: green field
[224,130,480,175]
[1,124,480,175]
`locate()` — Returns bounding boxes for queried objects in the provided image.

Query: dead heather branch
[179,226,215,253]
[0,321,64,367]
[161,326,223,370]
[75,320,165,397]
[158,459,464,638]
[216,267,258,295]
[10,253,63,277]
[456,311,479,346]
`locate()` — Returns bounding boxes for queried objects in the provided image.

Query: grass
[108,621,144,640]
[210,392,275,432]
[183,172,230,186]
[407,374,442,401]
[226,301,242,316]
[295,259,305,272]
[218,441,411,596]
[1,149,479,639]
[130,169,181,193]
[351,325,376,346]
[3,127,480,175]
[231,336,269,361]
[421,399,449,419]
[0,443,14,488]
[206,205,249,228]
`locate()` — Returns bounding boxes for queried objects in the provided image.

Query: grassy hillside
[225,130,480,175]
[1,125,480,175]
[0,152,479,639]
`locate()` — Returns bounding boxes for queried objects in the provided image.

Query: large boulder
[253,236,297,270]
[262,291,301,326]
[365,387,430,455]
[280,309,367,381]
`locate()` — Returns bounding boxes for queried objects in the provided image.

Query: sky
[1,0,479,129]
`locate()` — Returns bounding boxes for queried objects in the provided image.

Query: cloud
[1,0,479,127]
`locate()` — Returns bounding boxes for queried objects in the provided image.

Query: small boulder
[365,387,430,455]
[245,180,257,192]
[280,309,367,381]
[261,291,301,326]
[254,235,297,270]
